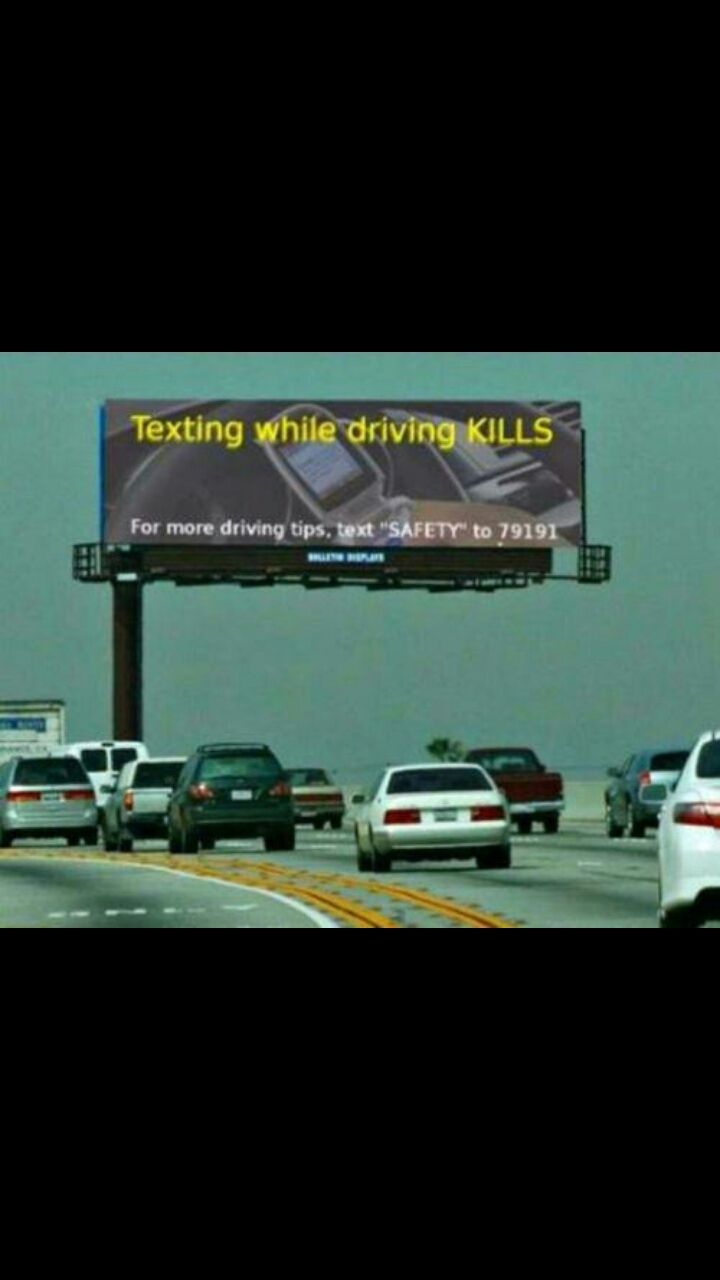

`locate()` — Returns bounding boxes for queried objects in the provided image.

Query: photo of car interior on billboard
[103,400,583,550]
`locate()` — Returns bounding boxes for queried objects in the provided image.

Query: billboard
[103,400,583,552]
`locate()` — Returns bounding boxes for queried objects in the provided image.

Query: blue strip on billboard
[103,400,583,551]
[0,718,48,732]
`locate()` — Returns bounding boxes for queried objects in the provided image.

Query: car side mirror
[351,793,366,805]
[101,784,116,795]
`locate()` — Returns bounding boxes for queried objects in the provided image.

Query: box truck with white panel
[0,701,66,766]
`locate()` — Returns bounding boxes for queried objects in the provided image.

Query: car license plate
[43,792,64,803]
[435,810,458,822]
[232,790,253,801]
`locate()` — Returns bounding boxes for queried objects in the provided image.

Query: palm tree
[426,738,467,763]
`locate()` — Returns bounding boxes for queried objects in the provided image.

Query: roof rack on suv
[195,743,272,754]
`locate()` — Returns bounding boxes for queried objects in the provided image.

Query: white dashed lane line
[46,904,260,921]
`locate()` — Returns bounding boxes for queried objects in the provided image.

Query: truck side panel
[0,701,67,766]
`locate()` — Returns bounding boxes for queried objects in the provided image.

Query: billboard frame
[74,541,612,590]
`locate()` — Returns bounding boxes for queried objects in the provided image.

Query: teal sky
[1,351,717,780]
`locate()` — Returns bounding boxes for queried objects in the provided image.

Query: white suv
[56,742,149,810]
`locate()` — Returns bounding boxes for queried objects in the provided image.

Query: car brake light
[8,790,42,803]
[638,772,652,788]
[189,784,215,802]
[471,806,506,822]
[674,803,720,829]
[123,791,135,812]
[67,790,96,803]
[270,781,292,798]
[384,809,421,825]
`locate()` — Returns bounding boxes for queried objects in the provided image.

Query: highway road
[1,821,702,928]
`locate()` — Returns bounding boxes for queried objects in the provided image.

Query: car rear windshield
[289,770,330,786]
[15,758,90,786]
[388,768,491,795]
[198,753,281,782]
[134,762,185,789]
[82,749,108,772]
[697,742,720,779]
[468,750,540,773]
[112,748,138,771]
[650,752,689,773]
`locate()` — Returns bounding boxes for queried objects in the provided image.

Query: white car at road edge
[654,731,720,929]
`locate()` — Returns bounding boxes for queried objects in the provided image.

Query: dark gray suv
[167,743,295,854]
[605,748,690,839]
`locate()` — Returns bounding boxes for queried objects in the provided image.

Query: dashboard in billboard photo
[103,400,584,550]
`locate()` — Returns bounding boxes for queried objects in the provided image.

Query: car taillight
[123,791,135,812]
[189,784,215,802]
[674,803,720,829]
[639,772,652,788]
[384,809,421,825]
[471,806,506,822]
[8,790,42,803]
[67,790,95,803]
[270,781,292,798]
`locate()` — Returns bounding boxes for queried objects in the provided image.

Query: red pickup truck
[465,748,565,835]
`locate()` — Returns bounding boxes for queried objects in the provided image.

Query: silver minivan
[0,755,98,847]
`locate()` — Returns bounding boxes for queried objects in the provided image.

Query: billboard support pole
[112,579,144,742]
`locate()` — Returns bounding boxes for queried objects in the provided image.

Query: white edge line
[135,864,340,930]
[56,857,340,929]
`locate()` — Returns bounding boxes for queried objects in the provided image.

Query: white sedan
[353,764,511,874]
[655,731,720,928]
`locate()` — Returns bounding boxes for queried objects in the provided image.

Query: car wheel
[659,905,701,929]
[606,805,624,839]
[627,805,646,839]
[201,838,216,851]
[182,828,200,855]
[517,817,532,836]
[368,832,391,874]
[118,834,134,854]
[82,828,99,848]
[477,845,512,870]
[543,815,560,836]
[0,825,13,848]
[313,818,326,831]
[168,825,182,854]
[356,838,373,872]
[330,817,343,832]
[265,826,296,853]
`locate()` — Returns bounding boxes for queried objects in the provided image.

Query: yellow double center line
[1,851,516,928]
[201,858,516,928]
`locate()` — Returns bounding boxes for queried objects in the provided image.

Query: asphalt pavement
[2,822,715,928]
